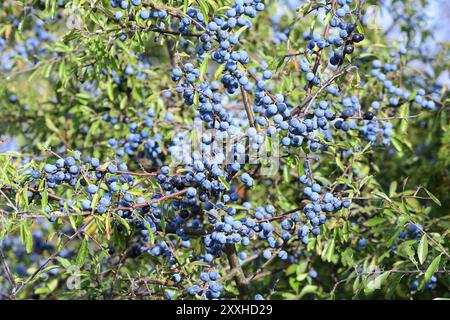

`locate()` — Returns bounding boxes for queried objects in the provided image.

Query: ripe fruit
[107,164,117,173]
[363,112,374,120]
[262,249,272,260]
[344,44,354,54]
[87,185,98,194]
[352,33,364,43]
[82,200,92,211]
[43,164,57,174]
[90,158,100,168]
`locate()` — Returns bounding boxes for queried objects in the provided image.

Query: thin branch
[292,63,355,118]
[112,189,188,211]
[0,244,17,295]
[305,0,337,96]
[224,244,250,299]
[240,86,256,128]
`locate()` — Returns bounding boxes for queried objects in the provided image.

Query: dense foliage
[0,0,449,300]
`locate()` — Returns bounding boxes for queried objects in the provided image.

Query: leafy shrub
[0,0,448,300]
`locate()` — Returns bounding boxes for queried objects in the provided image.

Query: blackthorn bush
[0,0,448,300]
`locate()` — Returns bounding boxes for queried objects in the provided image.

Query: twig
[292,63,355,118]
[0,244,17,295]
[305,0,337,96]
[112,189,188,211]
[240,86,256,128]
[224,244,250,299]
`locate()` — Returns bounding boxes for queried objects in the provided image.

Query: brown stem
[224,244,250,299]
[240,86,255,128]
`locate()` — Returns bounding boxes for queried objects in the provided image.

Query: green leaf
[365,271,390,293]
[417,235,428,265]
[106,81,114,101]
[218,176,230,191]
[399,103,409,133]
[402,177,409,191]
[341,221,350,242]
[389,181,397,197]
[115,214,131,235]
[34,286,49,295]
[45,117,61,135]
[356,22,364,34]
[41,188,48,212]
[365,216,386,227]
[390,137,403,153]
[69,215,77,231]
[214,63,226,80]
[193,90,199,106]
[324,12,333,26]
[198,0,210,24]
[424,188,441,206]
[335,155,344,171]
[373,192,392,203]
[55,257,72,269]
[341,247,354,266]
[397,240,417,263]
[22,223,33,254]
[91,193,100,211]
[76,237,89,268]
[233,25,248,38]
[322,239,335,262]
[199,54,209,81]
[299,285,318,298]
[424,255,441,282]
[401,54,406,65]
